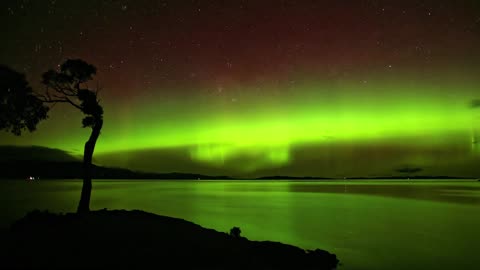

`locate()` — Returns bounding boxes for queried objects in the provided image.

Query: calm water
[1,180,479,270]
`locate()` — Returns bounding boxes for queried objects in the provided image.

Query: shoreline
[1,209,339,269]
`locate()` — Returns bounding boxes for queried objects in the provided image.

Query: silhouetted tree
[40,59,103,213]
[1,60,102,213]
[229,227,242,238]
[0,65,48,135]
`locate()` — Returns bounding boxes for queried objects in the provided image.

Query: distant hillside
[0,146,473,180]
[255,176,470,180]
[0,146,231,180]
[0,160,232,180]
[256,176,331,180]
[1,160,473,181]
[0,145,78,162]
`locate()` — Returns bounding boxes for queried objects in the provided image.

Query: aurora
[1,1,480,177]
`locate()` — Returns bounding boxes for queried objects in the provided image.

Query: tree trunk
[77,119,103,214]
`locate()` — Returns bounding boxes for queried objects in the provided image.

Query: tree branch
[64,97,82,110]
[51,81,77,96]
[36,93,82,111]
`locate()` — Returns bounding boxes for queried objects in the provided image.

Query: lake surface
[1,180,479,270]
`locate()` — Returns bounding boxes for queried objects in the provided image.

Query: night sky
[1,0,480,177]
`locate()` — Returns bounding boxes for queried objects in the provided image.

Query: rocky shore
[1,209,339,269]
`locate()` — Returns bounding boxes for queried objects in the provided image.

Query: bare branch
[46,98,82,111]
[65,97,82,110]
[57,88,77,97]
[50,81,77,96]
[42,99,69,103]
[36,91,82,111]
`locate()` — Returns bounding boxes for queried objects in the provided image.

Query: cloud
[395,167,423,174]
[470,99,480,109]
[189,144,290,172]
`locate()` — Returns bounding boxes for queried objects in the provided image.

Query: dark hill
[0,160,231,180]
[1,209,339,269]
[0,145,232,179]
[257,176,332,180]
[0,145,78,162]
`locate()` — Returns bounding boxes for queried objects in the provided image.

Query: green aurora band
[3,74,480,175]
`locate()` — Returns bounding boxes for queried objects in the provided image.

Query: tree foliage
[41,59,103,128]
[0,65,49,135]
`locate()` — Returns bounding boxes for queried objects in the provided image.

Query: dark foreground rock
[0,210,339,269]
